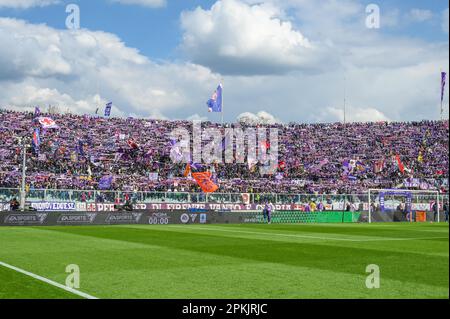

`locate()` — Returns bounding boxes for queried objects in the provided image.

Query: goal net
[367,189,441,223]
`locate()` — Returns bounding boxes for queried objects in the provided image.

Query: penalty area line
[0,261,98,299]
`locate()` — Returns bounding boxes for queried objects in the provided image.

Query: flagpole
[96,65,100,117]
[343,75,347,126]
[441,69,444,121]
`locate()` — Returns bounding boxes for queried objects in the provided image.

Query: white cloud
[0,18,218,119]
[216,0,449,123]
[180,0,329,75]
[110,0,166,8]
[4,85,126,116]
[0,20,72,79]
[186,114,208,121]
[0,0,59,9]
[324,106,390,123]
[383,9,401,27]
[407,9,433,23]
[0,0,448,125]
[237,111,281,125]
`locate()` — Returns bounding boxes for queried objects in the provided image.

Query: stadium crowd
[0,109,448,195]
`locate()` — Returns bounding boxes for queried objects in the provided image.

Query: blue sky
[2,0,448,60]
[0,0,219,60]
[0,0,448,123]
[371,0,448,41]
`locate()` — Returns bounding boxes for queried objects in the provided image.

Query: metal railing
[1,187,447,207]
[0,187,371,205]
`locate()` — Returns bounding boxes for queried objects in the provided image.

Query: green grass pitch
[0,223,448,299]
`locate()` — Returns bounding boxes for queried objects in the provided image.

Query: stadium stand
[0,109,448,196]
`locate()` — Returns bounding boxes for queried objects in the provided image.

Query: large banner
[78,203,116,212]
[31,202,77,211]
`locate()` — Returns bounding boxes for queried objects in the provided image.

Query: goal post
[368,189,441,223]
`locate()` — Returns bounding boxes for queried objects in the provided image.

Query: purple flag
[441,72,447,103]
[34,106,41,118]
[104,102,112,117]
[99,176,113,190]
[207,84,223,113]
[310,158,329,173]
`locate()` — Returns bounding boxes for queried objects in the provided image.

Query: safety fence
[2,187,448,205]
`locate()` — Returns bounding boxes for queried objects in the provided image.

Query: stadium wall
[0,211,367,226]
[1,210,443,226]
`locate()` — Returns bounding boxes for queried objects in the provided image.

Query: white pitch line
[347,236,449,242]
[167,225,365,241]
[166,225,448,242]
[0,261,98,299]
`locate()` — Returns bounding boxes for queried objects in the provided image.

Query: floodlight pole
[343,75,347,126]
[440,69,444,121]
[20,138,29,211]
[221,81,224,125]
